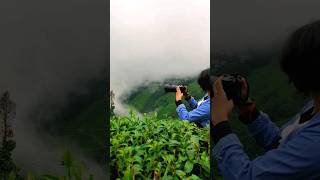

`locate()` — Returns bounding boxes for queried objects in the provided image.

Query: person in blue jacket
[175,68,212,128]
[211,20,320,180]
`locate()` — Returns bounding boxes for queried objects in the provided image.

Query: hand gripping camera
[164,74,249,105]
[164,84,187,94]
[211,74,249,105]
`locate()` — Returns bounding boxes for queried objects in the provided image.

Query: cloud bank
[110,0,210,113]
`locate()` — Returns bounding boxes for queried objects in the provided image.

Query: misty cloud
[1,0,106,178]
[212,0,320,51]
[110,0,210,113]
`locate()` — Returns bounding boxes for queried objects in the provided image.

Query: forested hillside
[124,81,205,118]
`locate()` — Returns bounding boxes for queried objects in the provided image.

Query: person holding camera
[211,20,320,179]
[175,69,212,128]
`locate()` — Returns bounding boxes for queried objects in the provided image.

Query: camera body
[164,84,187,94]
[216,74,248,105]
[164,74,248,105]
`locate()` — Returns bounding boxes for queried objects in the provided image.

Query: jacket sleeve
[213,132,320,180]
[246,112,281,150]
[187,97,198,110]
[176,101,208,122]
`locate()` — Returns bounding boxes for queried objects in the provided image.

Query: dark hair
[197,68,211,91]
[281,20,320,94]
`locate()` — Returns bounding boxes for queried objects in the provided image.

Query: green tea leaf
[175,170,186,178]
[110,113,209,179]
[184,161,194,173]
[123,166,132,180]
[187,174,201,180]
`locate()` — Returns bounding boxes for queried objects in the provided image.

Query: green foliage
[110,112,210,179]
[125,52,308,179]
[125,81,205,118]
[0,140,19,180]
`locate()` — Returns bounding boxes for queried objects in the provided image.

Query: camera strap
[197,93,209,107]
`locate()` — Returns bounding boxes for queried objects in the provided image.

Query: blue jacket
[213,101,320,180]
[176,96,210,127]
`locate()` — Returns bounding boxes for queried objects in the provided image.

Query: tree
[0,91,19,180]
[110,90,115,117]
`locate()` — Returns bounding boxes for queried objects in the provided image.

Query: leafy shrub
[110,112,210,179]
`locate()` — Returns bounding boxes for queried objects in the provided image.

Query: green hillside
[122,59,308,180]
[247,62,307,123]
[63,98,106,161]
[46,78,107,164]
[125,80,206,118]
[124,60,307,159]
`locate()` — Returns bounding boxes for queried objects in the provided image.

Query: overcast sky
[111,0,320,113]
[212,0,320,51]
[111,0,210,113]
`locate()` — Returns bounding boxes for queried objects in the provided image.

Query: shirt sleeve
[176,100,208,123]
[247,112,281,150]
[187,97,198,109]
[213,132,320,180]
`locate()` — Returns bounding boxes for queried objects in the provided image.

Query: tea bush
[110,112,210,180]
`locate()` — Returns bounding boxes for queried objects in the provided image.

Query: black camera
[211,74,249,105]
[164,74,248,105]
[164,84,187,94]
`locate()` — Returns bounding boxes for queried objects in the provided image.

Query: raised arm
[176,99,210,123]
[212,129,320,180]
[235,77,280,150]
[186,96,198,110]
[183,87,198,110]
[238,103,281,150]
[247,112,281,149]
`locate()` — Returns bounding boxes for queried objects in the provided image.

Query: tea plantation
[110,112,210,180]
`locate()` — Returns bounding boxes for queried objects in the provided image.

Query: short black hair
[198,68,211,91]
[281,19,320,94]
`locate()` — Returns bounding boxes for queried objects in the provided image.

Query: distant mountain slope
[124,60,307,158]
[247,62,307,123]
[46,78,107,164]
[124,80,206,118]
[125,49,281,118]
[63,98,106,162]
